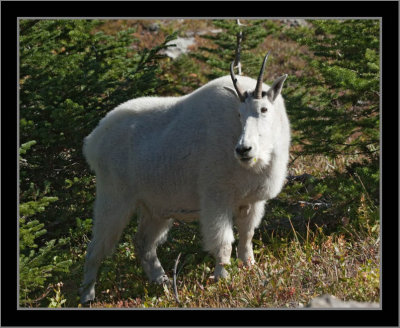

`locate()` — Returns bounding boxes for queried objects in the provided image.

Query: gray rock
[307,294,379,308]
[147,23,160,32]
[210,29,223,34]
[162,37,196,59]
[281,19,309,28]
[185,29,223,37]
[185,31,195,37]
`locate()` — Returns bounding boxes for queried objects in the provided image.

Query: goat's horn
[230,61,246,102]
[254,52,270,99]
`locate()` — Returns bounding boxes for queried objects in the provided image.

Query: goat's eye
[261,107,268,113]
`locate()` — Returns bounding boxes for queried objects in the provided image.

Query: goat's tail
[82,132,100,173]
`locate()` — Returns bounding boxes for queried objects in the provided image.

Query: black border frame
[3,1,398,326]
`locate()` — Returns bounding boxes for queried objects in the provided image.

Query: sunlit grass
[81,215,379,308]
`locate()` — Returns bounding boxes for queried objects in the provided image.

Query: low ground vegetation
[19,19,379,308]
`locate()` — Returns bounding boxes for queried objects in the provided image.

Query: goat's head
[225,52,288,169]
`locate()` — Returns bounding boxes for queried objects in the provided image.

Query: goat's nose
[235,145,252,156]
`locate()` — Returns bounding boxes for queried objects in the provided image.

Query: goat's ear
[265,74,288,103]
[224,86,240,100]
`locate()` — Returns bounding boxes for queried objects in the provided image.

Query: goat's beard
[236,152,271,174]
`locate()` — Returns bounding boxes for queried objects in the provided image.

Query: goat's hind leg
[135,207,173,284]
[80,186,134,304]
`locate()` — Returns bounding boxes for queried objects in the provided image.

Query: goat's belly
[138,185,200,220]
[162,208,200,222]
[143,205,200,222]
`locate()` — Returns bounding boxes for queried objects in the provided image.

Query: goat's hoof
[154,274,171,286]
[214,265,229,281]
[79,284,96,305]
[80,292,95,305]
[240,257,255,267]
[80,299,93,307]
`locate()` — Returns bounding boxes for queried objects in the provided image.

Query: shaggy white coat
[80,75,290,303]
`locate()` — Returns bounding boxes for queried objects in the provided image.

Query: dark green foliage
[282,20,380,234]
[284,20,379,159]
[193,20,277,79]
[161,54,204,96]
[19,142,72,307]
[19,217,72,307]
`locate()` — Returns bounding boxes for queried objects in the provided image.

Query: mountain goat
[80,53,290,303]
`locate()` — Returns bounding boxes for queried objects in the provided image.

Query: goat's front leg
[200,195,234,280]
[235,201,266,266]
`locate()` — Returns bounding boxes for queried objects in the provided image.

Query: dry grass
[289,151,368,177]
[83,223,379,308]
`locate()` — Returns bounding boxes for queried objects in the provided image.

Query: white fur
[80,75,290,303]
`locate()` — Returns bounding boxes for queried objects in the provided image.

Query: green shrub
[284,19,379,159]
[193,19,276,79]
[19,141,72,306]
